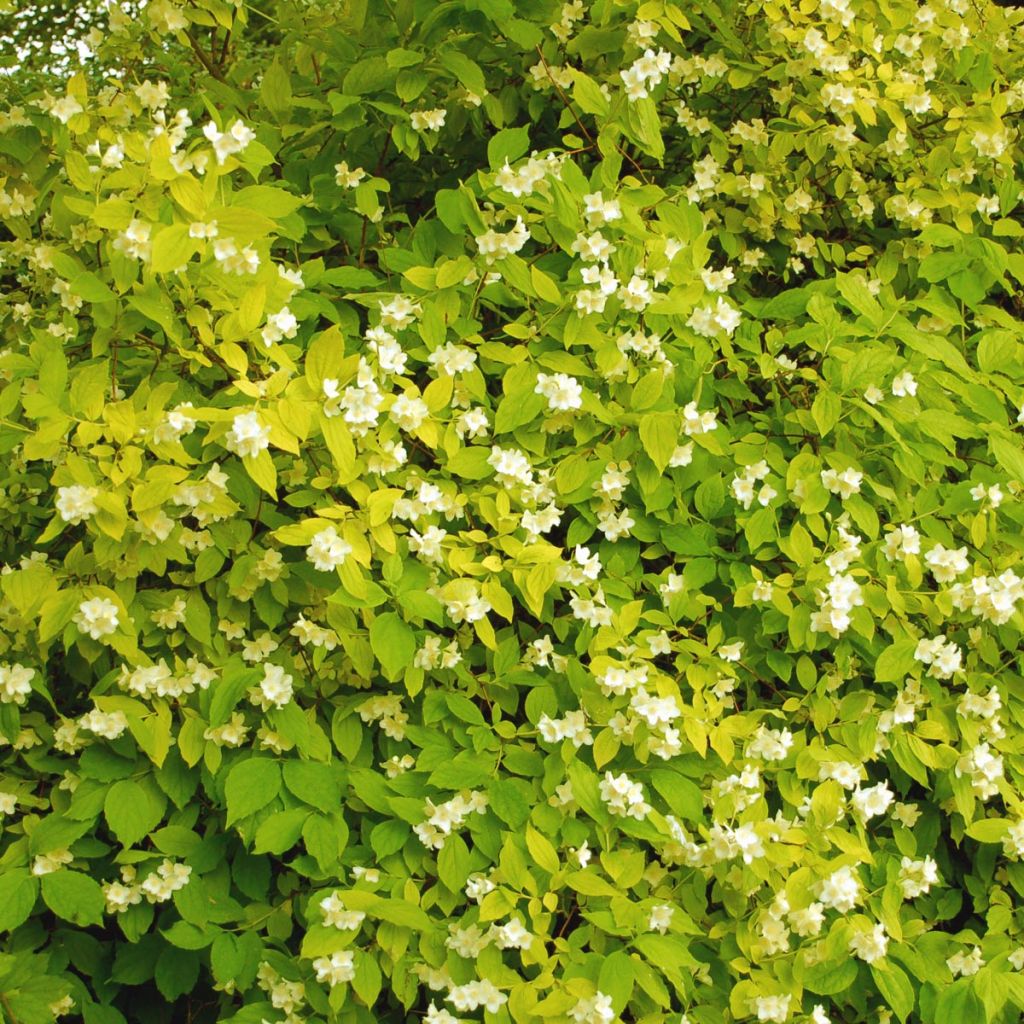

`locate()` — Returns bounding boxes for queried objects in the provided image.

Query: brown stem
[185,30,226,82]
[534,46,594,146]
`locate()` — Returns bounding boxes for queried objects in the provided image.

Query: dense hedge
[1,0,1024,1022]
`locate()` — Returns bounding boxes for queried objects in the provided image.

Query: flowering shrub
[1,0,1024,1023]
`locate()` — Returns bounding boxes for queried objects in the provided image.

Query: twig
[184,30,226,82]
[534,46,594,145]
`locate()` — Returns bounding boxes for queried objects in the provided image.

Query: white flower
[50,96,83,123]
[389,394,430,431]
[819,865,861,912]
[947,946,985,977]
[849,923,888,963]
[582,191,622,227]
[891,371,918,397]
[599,771,651,819]
[753,994,791,1023]
[649,904,674,933]
[718,641,744,662]
[74,598,120,640]
[249,663,293,710]
[898,855,939,898]
[319,892,366,930]
[306,525,352,571]
[261,307,298,348]
[313,950,355,986]
[535,372,583,411]
[56,485,99,524]
[570,992,616,1024]
[821,467,863,499]
[225,412,270,458]
[850,782,894,821]
[335,161,366,188]
[79,708,129,740]
[429,343,477,376]
[411,108,447,132]
[203,119,255,164]
[0,663,35,705]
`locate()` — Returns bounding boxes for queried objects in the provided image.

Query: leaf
[835,273,885,326]
[303,814,344,870]
[0,870,38,932]
[224,758,281,824]
[352,952,383,1006]
[694,474,725,519]
[871,963,915,1023]
[369,612,416,678]
[282,761,342,813]
[572,71,610,117]
[487,126,530,170]
[565,871,620,897]
[530,265,563,305]
[154,950,200,1002]
[934,979,984,1024]
[253,808,310,855]
[149,224,198,274]
[649,770,703,824]
[965,818,1010,842]
[260,60,293,119]
[599,950,635,1013]
[990,433,1024,482]
[630,97,664,160]
[41,870,104,927]
[244,449,278,496]
[639,412,677,473]
[525,825,560,873]
[104,780,165,847]
[874,639,918,683]
[812,389,841,437]
[209,664,261,727]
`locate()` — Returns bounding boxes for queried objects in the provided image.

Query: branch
[184,29,226,82]
[534,46,594,145]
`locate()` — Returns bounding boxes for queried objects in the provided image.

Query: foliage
[1,1,1024,1023]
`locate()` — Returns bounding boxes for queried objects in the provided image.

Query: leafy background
[1,0,1024,1023]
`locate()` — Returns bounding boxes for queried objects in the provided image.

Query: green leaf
[369,612,416,678]
[571,71,610,117]
[303,814,344,870]
[812,389,842,437]
[253,808,310,854]
[282,761,342,813]
[934,979,985,1024]
[525,825,560,874]
[149,224,198,274]
[487,126,530,170]
[639,411,677,473]
[965,818,1010,842]
[871,963,915,1023]
[154,950,200,1001]
[244,449,278,497]
[599,950,635,1013]
[40,870,104,927]
[694,474,725,518]
[209,664,261,728]
[0,870,38,932]
[104,780,165,847]
[225,758,281,825]
[874,639,918,683]
[352,952,383,1006]
[990,433,1024,482]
